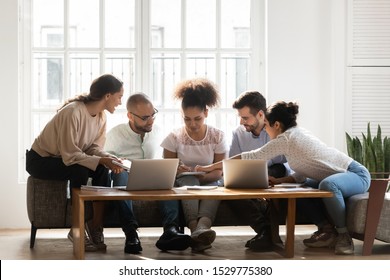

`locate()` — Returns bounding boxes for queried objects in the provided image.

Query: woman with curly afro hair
[161,78,228,252]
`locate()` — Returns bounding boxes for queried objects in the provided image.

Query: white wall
[0,0,347,228]
[266,0,345,147]
[0,0,27,228]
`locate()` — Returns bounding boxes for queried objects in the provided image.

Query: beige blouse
[31,101,111,171]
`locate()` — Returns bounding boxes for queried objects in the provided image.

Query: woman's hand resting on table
[268,175,297,186]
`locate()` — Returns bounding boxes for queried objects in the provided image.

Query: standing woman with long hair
[26,74,125,251]
[161,78,227,252]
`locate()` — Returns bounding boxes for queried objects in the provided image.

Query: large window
[20,0,265,180]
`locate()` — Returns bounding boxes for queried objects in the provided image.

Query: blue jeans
[306,160,371,229]
[111,171,181,234]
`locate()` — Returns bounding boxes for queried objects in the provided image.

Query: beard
[243,121,260,135]
[134,122,153,133]
[244,124,256,134]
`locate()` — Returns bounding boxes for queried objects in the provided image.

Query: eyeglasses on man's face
[130,108,158,122]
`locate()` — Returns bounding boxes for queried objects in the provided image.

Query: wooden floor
[1,225,390,260]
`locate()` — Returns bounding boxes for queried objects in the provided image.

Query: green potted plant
[346,123,390,190]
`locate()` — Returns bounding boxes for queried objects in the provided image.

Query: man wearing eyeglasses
[104,93,191,254]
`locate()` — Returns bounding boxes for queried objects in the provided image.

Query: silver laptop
[121,159,179,191]
[223,159,270,189]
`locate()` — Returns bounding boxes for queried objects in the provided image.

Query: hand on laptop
[268,176,278,186]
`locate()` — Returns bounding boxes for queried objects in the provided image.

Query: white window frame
[19,0,266,182]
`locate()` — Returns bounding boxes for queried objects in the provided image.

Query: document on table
[273,183,305,188]
[186,185,218,190]
[267,187,315,192]
[176,185,218,190]
[81,185,117,192]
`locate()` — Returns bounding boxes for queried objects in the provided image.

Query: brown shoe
[303,227,337,248]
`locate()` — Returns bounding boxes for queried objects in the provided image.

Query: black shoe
[245,235,257,248]
[155,226,192,251]
[124,230,142,254]
[248,229,273,251]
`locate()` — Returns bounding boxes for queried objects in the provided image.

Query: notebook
[222,159,270,189]
[119,158,179,191]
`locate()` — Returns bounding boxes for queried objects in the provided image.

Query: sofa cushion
[27,176,69,228]
[347,192,390,243]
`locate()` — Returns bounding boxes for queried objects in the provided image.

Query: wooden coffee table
[72,187,332,259]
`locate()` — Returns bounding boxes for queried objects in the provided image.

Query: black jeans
[226,163,287,234]
[26,149,110,189]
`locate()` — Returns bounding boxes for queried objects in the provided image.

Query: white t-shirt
[161,125,227,168]
[104,123,163,159]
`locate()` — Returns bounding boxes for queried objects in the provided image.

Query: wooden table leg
[270,199,283,244]
[72,190,85,260]
[285,198,296,258]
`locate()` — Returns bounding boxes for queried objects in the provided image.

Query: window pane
[69,0,99,47]
[186,54,216,81]
[32,112,57,139]
[33,0,64,48]
[33,53,64,108]
[106,109,129,132]
[154,111,184,138]
[220,54,250,107]
[105,0,135,48]
[151,54,181,107]
[221,0,250,48]
[69,53,100,95]
[105,53,135,110]
[208,110,238,145]
[186,0,216,48]
[151,0,181,48]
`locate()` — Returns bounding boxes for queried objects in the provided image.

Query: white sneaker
[191,228,216,244]
[191,241,212,252]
